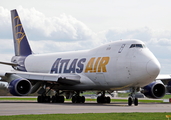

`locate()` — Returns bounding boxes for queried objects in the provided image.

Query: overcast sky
[0,0,171,74]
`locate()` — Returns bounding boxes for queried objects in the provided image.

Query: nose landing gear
[128,97,138,106]
[128,87,139,106]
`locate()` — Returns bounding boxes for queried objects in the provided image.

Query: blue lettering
[76,58,86,73]
[50,58,61,73]
[50,58,86,74]
[59,59,70,73]
[68,59,78,73]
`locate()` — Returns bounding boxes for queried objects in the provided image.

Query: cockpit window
[136,44,143,48]
[130,44,146,48]
[130,44,135,48]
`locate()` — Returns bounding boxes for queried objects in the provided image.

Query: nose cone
[146,59,160,76]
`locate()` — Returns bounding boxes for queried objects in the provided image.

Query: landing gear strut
[37,84,51,103]
[52,91,65,103]
[128,87,139,106]
[37,84,65,103]
[97,91,111,103]
[72,91,85,103]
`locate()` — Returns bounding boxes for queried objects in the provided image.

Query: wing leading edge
[0,71,81,86]
[156,74,171,85]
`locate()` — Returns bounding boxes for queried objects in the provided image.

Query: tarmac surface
[0,100,171,115]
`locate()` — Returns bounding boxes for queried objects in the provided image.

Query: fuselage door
[118,44,126,53]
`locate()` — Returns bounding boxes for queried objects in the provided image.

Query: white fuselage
[24,39,160,91]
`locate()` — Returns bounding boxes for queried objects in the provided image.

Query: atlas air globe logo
[13,16,26,53]
[50,57,110,74]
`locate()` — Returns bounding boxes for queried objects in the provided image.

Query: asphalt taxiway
[0,101,171,115]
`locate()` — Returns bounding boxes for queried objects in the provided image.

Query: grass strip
[0,113,171,120]
[0,98,36,101]
[85,98,163,103]
[0,97,164,103]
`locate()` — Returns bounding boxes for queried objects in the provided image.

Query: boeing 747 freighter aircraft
[0,9,166,106]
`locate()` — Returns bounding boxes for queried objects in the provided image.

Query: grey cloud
[0,6,95,42]
[103,27,171,47]
[104,27,152,42]
[148,38,171,46]
[0,39,13,54]
[101,27,171,60]
[17,7,95,42]
[0,7,12,39]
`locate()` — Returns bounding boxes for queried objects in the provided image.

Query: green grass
[0,92,170,103]
[0,97,164,103]
[0,95,170,119]
[0,113,171,120]
[85,98,163,103]
[162,94,171,99]
[0,97,36,101]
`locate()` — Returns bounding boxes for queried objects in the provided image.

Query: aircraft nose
[146,59,160,76]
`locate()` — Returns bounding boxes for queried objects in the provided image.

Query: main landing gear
[52,94,65,103]
[71,91,85,103]
[37,85,65,103]
[97,91,111,103]
[128,87,139,106]
[37,93,65,103]
[37,94,65,103]
[37,86,51,103]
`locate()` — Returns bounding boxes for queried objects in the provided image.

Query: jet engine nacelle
[8,78,32,96]
[142,82,166,99]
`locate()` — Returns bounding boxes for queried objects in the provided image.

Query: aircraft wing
[0,71,81,85]
[156,74,171,85]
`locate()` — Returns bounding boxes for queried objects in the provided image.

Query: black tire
[134,98,138,106]
[52,96,56,103]
[106,97,111,103]
[59,96,65,103]
[44,96,50,103]
[37,96,43,103]
[97,96,102,103]
[81,96,85,103]
[72,96,76,103]
[128,97,133,106]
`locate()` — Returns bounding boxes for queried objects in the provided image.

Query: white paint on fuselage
[24,39,160,91]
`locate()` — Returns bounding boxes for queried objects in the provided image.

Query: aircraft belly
[53,84,121,91]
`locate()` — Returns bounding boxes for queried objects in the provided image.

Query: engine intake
[9,78,32,96]
[142,82,166,99]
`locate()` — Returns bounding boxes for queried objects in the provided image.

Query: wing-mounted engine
[8,78,32,96]
[141,81,166,99]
